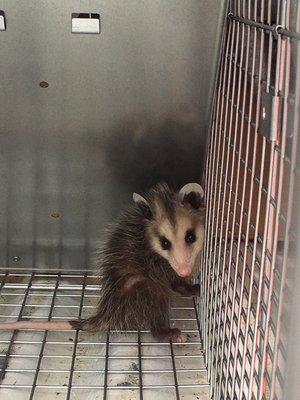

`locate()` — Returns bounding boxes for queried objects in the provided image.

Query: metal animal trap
[0,0,299,399]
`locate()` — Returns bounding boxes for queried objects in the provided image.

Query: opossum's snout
[175,264,193,278]
[179,270,190,278]
[169,246,198,278]
[153,226,204,278]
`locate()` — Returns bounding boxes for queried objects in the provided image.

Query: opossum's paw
[152,328,188,343]
[171,328,188,343]
[189,284,200,296]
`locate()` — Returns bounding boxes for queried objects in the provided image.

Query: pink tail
[0,321,73,331]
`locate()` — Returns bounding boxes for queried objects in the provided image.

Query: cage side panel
[201,1,300,399]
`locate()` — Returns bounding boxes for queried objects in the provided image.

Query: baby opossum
[0,182,205,342]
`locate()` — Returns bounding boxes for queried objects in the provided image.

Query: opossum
[0,182,206,342]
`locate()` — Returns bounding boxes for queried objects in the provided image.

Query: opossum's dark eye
[185,229,196,245]
[160,237,171,250]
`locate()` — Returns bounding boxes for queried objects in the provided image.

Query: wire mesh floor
[0,270,209,400]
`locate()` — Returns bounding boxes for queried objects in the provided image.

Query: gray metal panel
[0,0,225,270]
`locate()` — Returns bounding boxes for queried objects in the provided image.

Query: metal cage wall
[201,0,300,399]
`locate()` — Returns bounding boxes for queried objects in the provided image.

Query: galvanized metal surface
[201,0,300,399]
[0,0,225,271]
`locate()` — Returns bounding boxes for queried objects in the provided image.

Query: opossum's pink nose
[178,267,192,278]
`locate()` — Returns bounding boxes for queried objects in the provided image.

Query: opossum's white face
[133,183,205,278]
[149,208,205,277]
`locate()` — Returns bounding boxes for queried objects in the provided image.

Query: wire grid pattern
[200,0,299,399]
[0,270,209,400]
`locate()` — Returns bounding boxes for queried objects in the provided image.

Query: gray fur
[71,183,203,338]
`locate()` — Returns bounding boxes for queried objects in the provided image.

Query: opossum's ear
[133,193,153,219]
[179,183,204,210]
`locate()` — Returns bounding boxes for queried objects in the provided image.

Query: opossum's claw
[152,328,188,343]
[175,331,188,343]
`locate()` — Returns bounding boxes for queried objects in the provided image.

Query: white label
[72,18,100,34]
[0,15,5,31]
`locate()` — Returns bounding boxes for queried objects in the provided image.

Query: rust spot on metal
[50,209,60,218]
[39,81,49,88]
